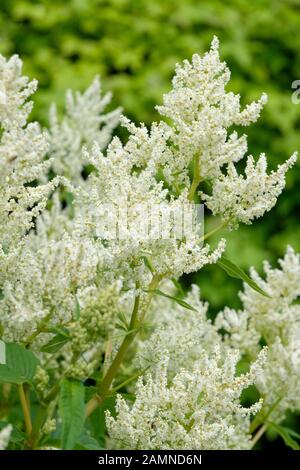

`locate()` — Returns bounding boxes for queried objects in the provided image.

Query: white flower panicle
[0,231,110,343]
[49,76,121,181]
[216,246,300,421]
[106,349,266,450]
[201,153,297,228]
[0,53,58,255]
[136,284,223,374]
[0,39,299,450]
[156,37,267,184]
[0,54,37,128]
[75,139,225,287]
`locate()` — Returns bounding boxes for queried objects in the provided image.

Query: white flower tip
[211,36,219,51]
[0,90,6,105]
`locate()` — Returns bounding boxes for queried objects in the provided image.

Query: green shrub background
[0,0,300,447]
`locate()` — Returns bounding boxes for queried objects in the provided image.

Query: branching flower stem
[251,423,268,448]
[85,274,162,418]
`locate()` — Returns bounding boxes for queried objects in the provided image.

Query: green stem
[251,423,268,448]
[202,221,225,241]
[18,384,32,438]
[29,405,48,449]
[85,275,162,418]
[98,291,141,399]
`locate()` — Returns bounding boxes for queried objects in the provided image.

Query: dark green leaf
[217,257,271,298]
[59,379,85,450]
[268,422,300,450]
[41,334,71,354]
[88,394,116,447]
[0,340,39,384]
[147,289,198,312]
[75,433,103,450]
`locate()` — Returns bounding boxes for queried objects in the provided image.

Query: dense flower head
[106,349,266,450]
[0,38,299,451]
[0,54,57,256]
[48,76,121,181]
[216,246,300,422]
[135,284,223,374]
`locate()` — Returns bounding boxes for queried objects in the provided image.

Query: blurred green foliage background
[0,0,299,311]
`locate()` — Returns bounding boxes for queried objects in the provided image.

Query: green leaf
[41,334,71,354]
[250,396,283,433]
[147,288,198,312]
[0,340,39,384]
[75,433,103,450]
[112,366,150,393]
[143,256,154,274]
[217,257,271,298]
[46,326,69,337]
[115,311,130,332]
[59,378,85,450]
[171,278,185,297]
[88,394,117,447]
[268,422,300,450]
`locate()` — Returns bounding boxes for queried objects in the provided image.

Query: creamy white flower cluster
[74,140,225,288]
[0,39,298,450]
[107,349,266,450]
[201,154,297,227]
[48,76,121,182]
[0,424,12,450]
[0,55,59,257]
[135,284,222,374]
[216,246,300,422]
[155,37,296,228]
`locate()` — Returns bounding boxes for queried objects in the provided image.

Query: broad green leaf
[217,257,271,298]
[59,378,85,450]
[0,341,39,384]
[75,433,103,450]
[147,289,198,312]
[268,422,300,450]
[88,394,117,447]
[41,334,71,354]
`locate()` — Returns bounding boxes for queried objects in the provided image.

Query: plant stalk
[85,275,161,418]
[251,423,268,448]
[18,383,32,438]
